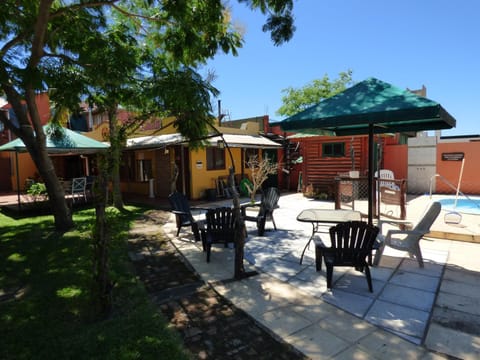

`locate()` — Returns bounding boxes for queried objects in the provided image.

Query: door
[407,136,437,194]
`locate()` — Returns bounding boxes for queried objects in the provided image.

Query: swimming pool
[438,197,480,215]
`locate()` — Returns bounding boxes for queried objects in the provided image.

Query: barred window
[322,142,345,157]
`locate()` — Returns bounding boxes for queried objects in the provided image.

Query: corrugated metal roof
[126,133,184,149]
[206,134,281,148]
[125,133,281,149]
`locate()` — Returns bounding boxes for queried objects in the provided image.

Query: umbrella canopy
[0,125,109,154]
[281,77,456,135]
[280,77,456,223]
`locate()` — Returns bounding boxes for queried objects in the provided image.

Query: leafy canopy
[276,70,354,117]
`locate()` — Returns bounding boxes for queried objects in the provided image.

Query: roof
[125,133,281,150]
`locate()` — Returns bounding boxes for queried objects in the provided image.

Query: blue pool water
[438,198,480,215]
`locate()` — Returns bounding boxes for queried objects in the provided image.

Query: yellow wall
[189,147,254,200]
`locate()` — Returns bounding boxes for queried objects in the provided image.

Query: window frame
[136,159,152,182]
[206,147,226,170]
[322,142,345,157]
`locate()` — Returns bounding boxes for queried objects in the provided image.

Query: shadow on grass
[0,206,189,360]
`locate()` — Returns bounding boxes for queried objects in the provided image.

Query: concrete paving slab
[333,271,387,298]
[258,306,314,338]
[356,328,429,359]
[380,283,436,312]
[440,277,480,300]
[288,277,329,298]
[322,289,374,318]
[435,291,480,316]
[365,299,430,339]
[442,267,480,289]
[331,346,373,360]
[399,258,445,277]
[425,323,480,360]
[373,253,403,269]
[320,310,377,342]
[289,300,341,323]
[390,270,441,292]
[285,323,351,359]
[422,248,450,264]
[431,306,480,335]
[370,266,396,282]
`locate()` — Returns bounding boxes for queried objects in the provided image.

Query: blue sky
[203,0,478,136]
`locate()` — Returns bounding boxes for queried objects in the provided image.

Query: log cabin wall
[299,135,368,197]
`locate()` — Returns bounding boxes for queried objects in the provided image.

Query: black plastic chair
[241,187,280,236]
[320,221,379,292]
[168,191,207,242]
[200,207,237,262]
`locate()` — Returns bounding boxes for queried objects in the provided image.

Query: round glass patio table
[297,209,362,264]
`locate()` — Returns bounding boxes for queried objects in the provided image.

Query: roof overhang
[125,133,281,150]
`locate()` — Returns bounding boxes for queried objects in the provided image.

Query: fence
[334,175,407,220]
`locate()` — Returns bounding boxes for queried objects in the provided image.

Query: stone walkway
[127,211,308,360]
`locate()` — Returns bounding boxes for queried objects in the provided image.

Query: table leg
[299,223,316,265]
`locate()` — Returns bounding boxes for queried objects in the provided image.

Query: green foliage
[276,70,354,117]
[0,207,189,360]
[239,0,296,45]
[26,182,47,197]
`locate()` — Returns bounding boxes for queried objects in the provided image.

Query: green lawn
[0,206,189,360]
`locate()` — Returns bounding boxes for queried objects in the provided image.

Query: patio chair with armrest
[321,221,379,292]
[71,177,87,203]
[372,201,441,268]
[241,187,280,236]
[200,207,237,263]
[168,191,208,242]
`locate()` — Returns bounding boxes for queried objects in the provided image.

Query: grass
[0,206,190,360]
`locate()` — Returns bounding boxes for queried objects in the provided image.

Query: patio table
[297,209,362,264]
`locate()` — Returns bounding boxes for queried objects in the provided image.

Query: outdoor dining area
[164,190,453,349]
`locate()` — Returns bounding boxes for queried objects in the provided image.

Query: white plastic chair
[375,169,400,191]
[373,201,441,267]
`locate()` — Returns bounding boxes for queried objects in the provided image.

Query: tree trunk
[108,109,124,209]
[33,148,74,231]
[2,87,74,231]
[92,162,113,317]
[230,167,246,279]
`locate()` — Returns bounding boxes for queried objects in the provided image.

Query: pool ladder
[429,174,480,224]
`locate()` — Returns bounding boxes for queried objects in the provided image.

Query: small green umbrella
[0,124,109,210]
[0,124,109,153]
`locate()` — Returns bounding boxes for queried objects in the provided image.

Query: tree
[0,0,296,231]
[276,70,354,117]
[244,155,278,203]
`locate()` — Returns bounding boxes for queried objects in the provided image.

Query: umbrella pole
[15,150,21,212]
[368,124,374,225]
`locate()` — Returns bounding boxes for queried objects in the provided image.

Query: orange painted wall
[383,144,408,180]
[436,142,480,195]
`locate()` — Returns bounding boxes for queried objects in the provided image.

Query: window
[136,159,152,181]
[322,142,345,157]
[206,147,225,170]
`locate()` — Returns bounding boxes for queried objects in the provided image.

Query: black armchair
[200,207,237,262]
[241,187,280,236]
[319,221,379,292]
[168,191,207,242]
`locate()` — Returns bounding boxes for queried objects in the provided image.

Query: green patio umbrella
[0,124,109,153]
[280,77,456,224]
[0,124,109,210]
